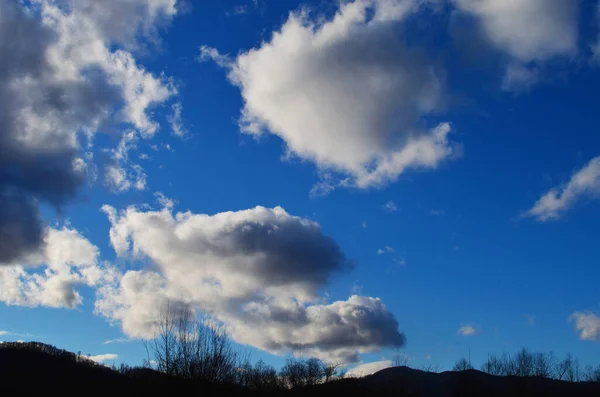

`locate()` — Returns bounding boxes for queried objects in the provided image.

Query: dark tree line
[452,348,600,383]
[0,341,107,369]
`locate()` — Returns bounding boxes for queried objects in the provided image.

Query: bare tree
[453,357,473,371]
[420,364,441,372]
[533,352,555,378]
[146,301,180,376]
[280,358,308,388]
[305,357,324,386]
[582,365,600,383]
[323,361,340,382]
[481,354,504,376]
[238,359,282,390]
[514,348,534,377]
[392,349,409,367]
[556,353,581,382]
[146,301,241,383]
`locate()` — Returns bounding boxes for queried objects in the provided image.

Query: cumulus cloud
[346,360,393,377]
[201,0,456,193]
[87,353,119,363]
[453,0,578,90]
[570,312,600,341]
[0,0,177,262]
[0,226,110,309]
[96,202,405,362]
[457,325,478,336]
[525,156,600,221]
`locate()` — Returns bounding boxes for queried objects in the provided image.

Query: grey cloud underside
[0,0,175,262]
[62,0,176,48]
[254,300,406,353]
[0,2,85,262]
[98,205,404,362]
[193,220,349,287]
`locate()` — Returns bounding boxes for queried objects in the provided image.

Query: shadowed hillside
[1,342,599,396]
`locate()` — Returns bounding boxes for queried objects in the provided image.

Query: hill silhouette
[1,342,599,396]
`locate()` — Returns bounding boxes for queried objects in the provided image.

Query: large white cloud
[0,0,177,262]
[200,0,455,193]
[0,227,110,309]
[453,0,578,90]
[570,312,600,341]
[525,156,600,221]
[96,202,405,363]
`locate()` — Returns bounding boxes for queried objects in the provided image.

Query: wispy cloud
[524,314,536,326]
[524,156,600,221]
[393,258,406,266]
[377,246,395,255]
[168,102,186,137]
[351,281,364,295]
[383,201,398,212]
[457,325,478,336]
[429,209,445,216]
[87,354,119,363]
[103,338,132,345]
[0,330,34,338]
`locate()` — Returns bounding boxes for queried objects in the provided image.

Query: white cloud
[525,156,600,221]
[104,131,148,192]
[96,202,405,363]
[168,102,186,137]
[377,246,395,255]
[0,0,177,262]
[88,353,119,363]
[501,63,538,92]
[383,201,398,212]
[0,331,8,336]
[346,360,393,378]
[454,0,578,90]
[570,312,600,341]
[392,258,406,266]
[429,209,445,216]
[0,226,111,309]
[593,5,600,63]
[202,0,456,193]
[457,325,478,336]
[103,338,131,345]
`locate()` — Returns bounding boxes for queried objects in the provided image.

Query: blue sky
[1,0,600,373]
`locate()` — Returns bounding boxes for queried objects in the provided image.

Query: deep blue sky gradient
[2,0,600,371]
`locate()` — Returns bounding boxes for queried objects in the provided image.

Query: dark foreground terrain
[1,342,599,396]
